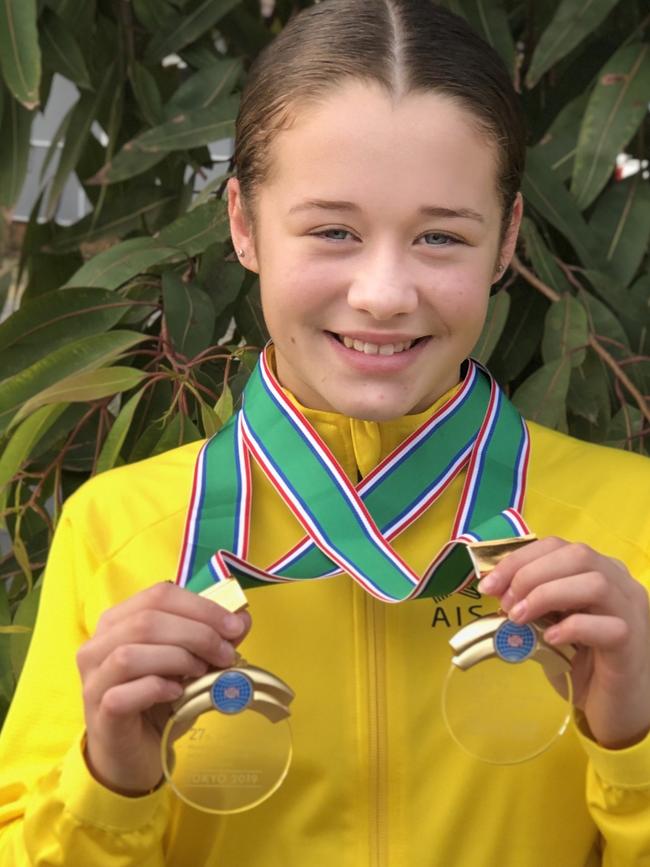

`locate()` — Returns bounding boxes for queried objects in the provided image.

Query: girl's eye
[419,232,458,247]
[313,228,354,241]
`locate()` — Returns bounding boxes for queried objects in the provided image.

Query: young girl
[1,2,649,865]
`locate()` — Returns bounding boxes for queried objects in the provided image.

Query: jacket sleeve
[577,718,650,867]
[0,506,171,867]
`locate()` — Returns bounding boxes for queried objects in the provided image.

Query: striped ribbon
[176,346,530,603]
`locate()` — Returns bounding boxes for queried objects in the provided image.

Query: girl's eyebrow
[288,200,484,222]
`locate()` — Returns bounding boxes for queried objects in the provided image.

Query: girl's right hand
[76,582,251,796]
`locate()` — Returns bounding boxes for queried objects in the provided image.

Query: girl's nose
[346,252,418,320]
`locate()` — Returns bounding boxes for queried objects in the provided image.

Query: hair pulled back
[234,0,526,225]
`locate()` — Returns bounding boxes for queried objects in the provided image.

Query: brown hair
[234,0,526,229]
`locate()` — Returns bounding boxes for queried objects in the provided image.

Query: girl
[1,2,649,865]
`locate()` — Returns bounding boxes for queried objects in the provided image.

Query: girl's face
[229,80,522,421]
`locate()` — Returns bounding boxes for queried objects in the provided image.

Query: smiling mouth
[328,332,429,356]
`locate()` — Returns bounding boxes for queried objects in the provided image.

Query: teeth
[340,336,414,355]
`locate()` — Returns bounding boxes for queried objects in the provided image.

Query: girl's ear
[493,191,523,281]
[227,177,260,274]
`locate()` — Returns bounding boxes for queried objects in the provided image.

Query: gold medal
[442,537,575,764]
[160,580,295,813]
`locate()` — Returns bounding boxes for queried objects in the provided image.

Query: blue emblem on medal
[493,621,536,663]
[211,671,254,714]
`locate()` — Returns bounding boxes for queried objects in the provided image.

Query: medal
[160,579,294,813]
[442,538,576,764]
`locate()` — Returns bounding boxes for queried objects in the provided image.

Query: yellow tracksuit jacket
[0,389,649,867]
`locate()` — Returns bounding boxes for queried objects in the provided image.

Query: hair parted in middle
[234,0,526,231]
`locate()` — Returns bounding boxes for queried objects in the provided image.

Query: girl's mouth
[328,332,429,357]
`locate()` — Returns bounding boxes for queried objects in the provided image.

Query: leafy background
[0,0,648,727]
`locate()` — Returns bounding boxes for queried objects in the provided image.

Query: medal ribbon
[176,346,530,602]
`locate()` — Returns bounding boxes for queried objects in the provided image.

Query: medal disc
[441,652,572,764]
[161,669,293,813]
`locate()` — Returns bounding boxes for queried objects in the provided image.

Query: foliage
[0,0,648,725]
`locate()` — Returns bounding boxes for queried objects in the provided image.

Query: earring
[237,248,245,258]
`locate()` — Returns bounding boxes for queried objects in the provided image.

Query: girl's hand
[76,582,251,796]
[477,537,650,749]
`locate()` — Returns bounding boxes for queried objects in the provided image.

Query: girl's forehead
[261,81,501,219]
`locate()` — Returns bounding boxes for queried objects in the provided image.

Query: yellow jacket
[1,390,649,867]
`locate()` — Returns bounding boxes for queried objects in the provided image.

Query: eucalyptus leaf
[13,366,148,425]
[95,386,147,474]
[519,217,572,296]
[167,58,242,113]
[471,291,510,364]
[0,288,134,381]
[163,272,216,359]
[571,42,650,210]
[129,61,164,126]
[9,585,41,681]
[589,176,650,288]
[0,331,148,436]
[454,0,514,68]
[145,0,243,63]
[40,8,92,90]
[534,91,590,181]
[526,0,623,88]
[0,95,32,208]
[541,294,589,367]
[65,238,179,290]
[0,0,41,108]
[157,197,230,256]
[489,280,549,383]
[512,358,572,429]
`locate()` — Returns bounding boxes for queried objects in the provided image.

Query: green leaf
[526,0,623,88]
[46,188,178,253]
[541,294,589,367]
[40,8,92,90]
[568,348,611,424]
[93,96,238,184]
[96,387,147,474]
[579,288,630,357]
[214,384,233,425]
[132,0,178,32]
[0,404,67,526]
[571,42,650,210]
[0,94,32,208]
[9,585,41,681]
[588,176,650,288]
[163,272,216,359]
[199,399,221,437]
[0,0,41,108]
[235,279,268,347]
[65,238,179,290]
[13,366,148,425]
[46,66,113,219]
[0,331,147,436]
[150,412,202,457]
[512,358,572,428]
[534,91,590,181]
[145,0,243,64]
[519,217,572,296]
[489,279,549,383]
[167,58,241,113]
[0,288,135,381]
[522,149,598,266]
[458,0,514,68]
[471,291,510,364]
[129,61,164,126]
[605,403,643,449]
[157,197,230,256]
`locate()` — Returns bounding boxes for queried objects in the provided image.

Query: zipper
[365,592,388,867]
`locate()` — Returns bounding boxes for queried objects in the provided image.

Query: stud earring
[237,248,245,258]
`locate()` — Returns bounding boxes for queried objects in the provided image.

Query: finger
[84,644,210,708]
[506,572,621,624]
[498,543,616,609]
[99,675,185,720]
[544,613,630,652]
[78,609,237,675]
[477,536,566,595]
[96,582,249,642]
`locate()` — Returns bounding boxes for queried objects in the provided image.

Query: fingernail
[222,614,245,637]
[510,600,527,622]
[545,626,561,644]
[501,590,515,610]
[477,575,496,594]
[217,640,236,667]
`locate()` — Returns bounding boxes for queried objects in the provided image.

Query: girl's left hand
[477,536,650,749]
